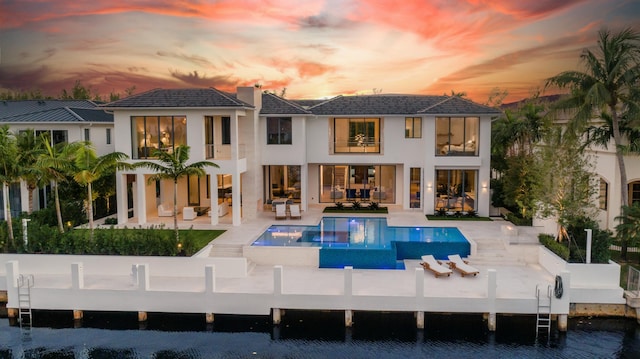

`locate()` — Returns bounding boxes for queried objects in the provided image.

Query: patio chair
[158,204,174,217]
[289,204,302,219]
[346,188,358,200]
[275,204,287,220]
[420,255,452,278]
[447,254,480,277]
[182,207,196,221]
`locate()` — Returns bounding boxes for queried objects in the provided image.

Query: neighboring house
[0,99,115,220]
[103,87,499,227]
[588,128,640,231]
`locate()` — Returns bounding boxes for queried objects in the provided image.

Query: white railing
[205,144,246,160]
[628,266,640,296]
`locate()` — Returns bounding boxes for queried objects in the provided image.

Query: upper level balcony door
[205,115,232,160]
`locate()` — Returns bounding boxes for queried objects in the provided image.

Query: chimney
[236,86,262,112]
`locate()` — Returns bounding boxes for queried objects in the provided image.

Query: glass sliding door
[320,164,395,203]
[435,169,477,212]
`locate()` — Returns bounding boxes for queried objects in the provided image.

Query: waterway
[1,311,639,358]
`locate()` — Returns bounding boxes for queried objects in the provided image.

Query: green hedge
[539,233,569,260]
[1,216,222,256]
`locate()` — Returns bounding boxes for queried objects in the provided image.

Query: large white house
[103,87,500,226]
[0,99,114,220]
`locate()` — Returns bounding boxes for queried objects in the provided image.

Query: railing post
[344,266,353,327]
[415,267,425,329]
[487,269,497,331]
[273,265,283,325]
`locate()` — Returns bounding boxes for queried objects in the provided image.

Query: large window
[221,116,231,145]
[267,117,292,144]
[131,116,187,159]
[265,165,301,202]
[435,117,478,156]
[435,169,477,212]
[333,118,380,153]
[320,164,395,203]
[36,130,68,145]
[599,178,608,210]
[405,117,422,138]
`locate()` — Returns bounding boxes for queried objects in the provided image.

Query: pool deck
[208,205,551,301]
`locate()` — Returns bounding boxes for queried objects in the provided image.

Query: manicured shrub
[539,233,569,260]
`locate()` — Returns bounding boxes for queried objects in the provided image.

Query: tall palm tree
[70,142,132,239]
[135,145,218,242]
[546,27,640,207]
[16,129,46,213]
[37,138,80,233]
[615,203,640,261]
[0,125,19,248]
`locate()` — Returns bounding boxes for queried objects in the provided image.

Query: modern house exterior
[0,100,114,220]
[103,87,500,226]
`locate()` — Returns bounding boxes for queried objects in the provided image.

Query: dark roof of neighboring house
[102,88,254,108]
[0,99,98,118]
[291,99,328,108]
[308,94,501,116]
[260,93,311,115]
[501,94,563,110]
[0,100,112,123]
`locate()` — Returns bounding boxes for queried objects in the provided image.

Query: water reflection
[1,311,639,358]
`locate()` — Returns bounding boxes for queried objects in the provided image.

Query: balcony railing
[333,140,381,153]
[205,144,246,160]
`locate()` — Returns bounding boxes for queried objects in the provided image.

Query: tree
[16,130,47,213]
[70,142,132,239]
[490,97,550,219]
[37,138,82,233]
[0,125,19,248]
[615,202,640,261]
[135,146,218,242]
[546,27,640,208]
[538,126,598,241]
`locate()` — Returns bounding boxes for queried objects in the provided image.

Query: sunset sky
[1,0,639,103]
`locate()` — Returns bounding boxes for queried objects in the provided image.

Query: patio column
[231,170,241,226]
[209,174,219,225]
[116,173,127,224]
[136,173,147,224]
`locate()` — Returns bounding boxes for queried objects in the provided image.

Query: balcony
[333,140,380,154]
[206,144,246,160]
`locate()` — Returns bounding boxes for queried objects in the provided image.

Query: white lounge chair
[182,207,196,221]
[275,204,287,220]
[420,255,452,278]
[289,204,302,219]
[158,204,174,217]
[447,254,480,277]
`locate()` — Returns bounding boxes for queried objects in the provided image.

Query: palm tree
[615,202,640,261]
[135,145,218,242]
[70,142,132,239]
[546,27,640,207]
[16,129,46,213]
[37,138,80,233]
[0,125,19,248]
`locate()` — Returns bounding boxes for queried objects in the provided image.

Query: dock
[0,206,629,333]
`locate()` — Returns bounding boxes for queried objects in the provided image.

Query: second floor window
[405,117,422,138]
[436,117,478,156]
[106,128,112,144]
[36,130,68,145]
[131,115,186,159]
[333,117,380,153]
[267,117,292,144]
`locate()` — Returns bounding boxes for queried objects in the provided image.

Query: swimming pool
[252,217,470,269]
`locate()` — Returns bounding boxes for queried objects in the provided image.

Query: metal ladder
[535,284,552,337]
[17,274,34,329]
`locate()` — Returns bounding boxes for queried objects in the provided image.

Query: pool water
[252,217,470,269]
